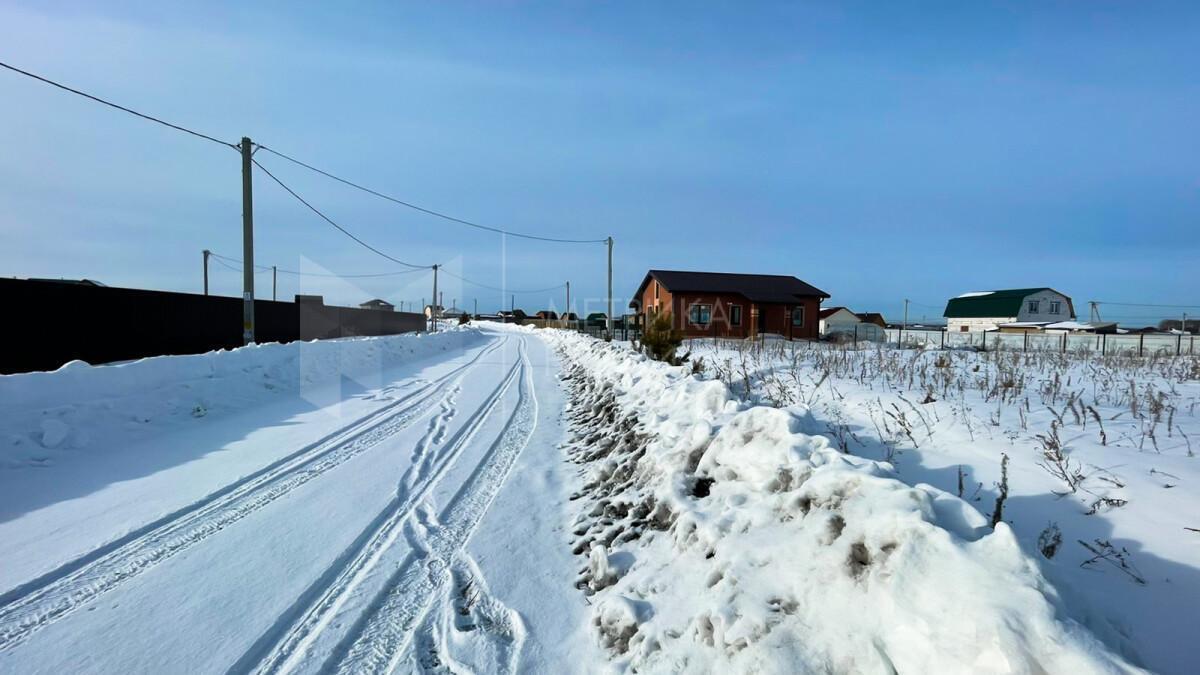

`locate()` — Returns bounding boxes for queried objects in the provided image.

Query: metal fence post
[982,331,987,352]
[1139,332,1144,357]
[1061,333,1066,353]
[1101,332,1107,355]
[1023,330,1028,352]
[1178,331,1183,356]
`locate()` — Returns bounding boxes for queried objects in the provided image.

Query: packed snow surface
[548,331,1148,674]
[0,326,595,673]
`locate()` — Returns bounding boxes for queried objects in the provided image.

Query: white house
[818,307,861,335]
[944,288,1075,332]
[818,306,887,341]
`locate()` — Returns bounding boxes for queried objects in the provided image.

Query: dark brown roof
[856,312,886,324]
[635,270,829,305]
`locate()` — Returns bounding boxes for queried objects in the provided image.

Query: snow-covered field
[685,338,1198,675]
[2,324,1194,673]
[0,325,596,674]
[547,330,1197,674]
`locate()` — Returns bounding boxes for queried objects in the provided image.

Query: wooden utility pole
[606,237,614,339]
[431,264,439,332]
[240,137,255,344]
[272,265,277,301]
[566,281,570,322]
[202,249,210,295]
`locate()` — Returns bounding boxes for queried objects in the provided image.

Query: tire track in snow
[409,547,527,674]
[327,337,537,675]
[233,339,528,675]
[0,336,509,652]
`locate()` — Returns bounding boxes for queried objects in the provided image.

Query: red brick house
[631,270,829,340]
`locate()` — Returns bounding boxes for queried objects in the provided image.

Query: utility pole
[606,236,614,339]
[474,298,478,317]
[902,298,909,342]
[511,294,515,312]
[431,264,439,332]
[272,265,277,301]
[566,281,570,321]
[202,249,210,296]
[240,137,255,344]
[1090,301,1101,323]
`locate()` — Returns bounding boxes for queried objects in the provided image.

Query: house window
[688,303,712,326]
[654,281,659,300]
[1027,300,1040,313]
[791,306,805,327]
[960,325,969,332]
[730,305,742,327]
[1049,301,1061,314]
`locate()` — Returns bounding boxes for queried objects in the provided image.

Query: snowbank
[0,328,481,467]
[546,331,1142,674]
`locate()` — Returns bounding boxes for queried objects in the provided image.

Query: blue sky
[1,1,1196,323]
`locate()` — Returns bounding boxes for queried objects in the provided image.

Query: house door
[757,305,767,335]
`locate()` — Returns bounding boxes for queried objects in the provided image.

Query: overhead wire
[251,158,432,270]
[1093,301,1200,309]
[0,60,238,149]
[437,269,566,294]
[3,60,600,293]
[253,144,608,244]
[208,252,428,278]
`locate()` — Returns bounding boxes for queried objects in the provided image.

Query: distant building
[29,278,107,287]
[535,310,559,320]
[359,299,394,312]
[630,269,829,339]
[497,309,527,323]
[818,307,861,335]
[944,288,1075,332]
[856,312,887,328]
[818,307,887,341]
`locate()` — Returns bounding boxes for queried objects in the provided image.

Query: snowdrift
[546,331,1142,674]
[0,328,481,467]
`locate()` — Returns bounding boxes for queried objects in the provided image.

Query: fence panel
[885,328,1194,356]
[0,278,426,374]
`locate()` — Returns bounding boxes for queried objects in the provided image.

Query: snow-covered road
[0,327,593,674]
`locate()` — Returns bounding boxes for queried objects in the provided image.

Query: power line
[250,158,432,270]
[437,269,566,294]
[0,60,238,150]
[1094,301,1200,309]
[211,256,269,275]
[208,251,429,277]
[253,144,608,245]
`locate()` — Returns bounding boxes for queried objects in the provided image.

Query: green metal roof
[943,288,1053,318]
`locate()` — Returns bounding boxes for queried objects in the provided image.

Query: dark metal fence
[0,278,425,374]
